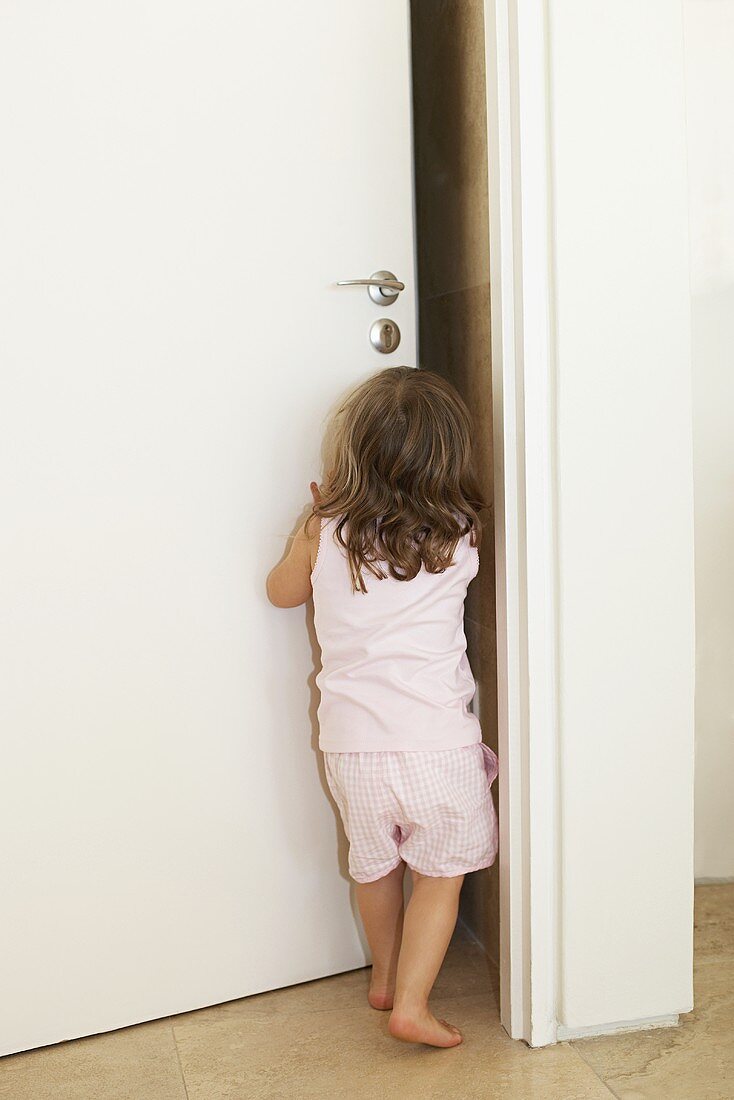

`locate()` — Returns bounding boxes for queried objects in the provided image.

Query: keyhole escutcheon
[370,318,401,354]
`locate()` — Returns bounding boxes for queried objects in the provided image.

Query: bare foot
[368,984,394,1010]
[368,968,395,1010]
[388,1006,463,1047]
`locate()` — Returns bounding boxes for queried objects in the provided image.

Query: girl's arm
[266,483,322,608]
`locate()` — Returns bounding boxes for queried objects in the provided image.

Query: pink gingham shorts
[323,742,499,883]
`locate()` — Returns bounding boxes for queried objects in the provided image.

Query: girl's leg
[355,861,407,1009]
[389,870,465,1047]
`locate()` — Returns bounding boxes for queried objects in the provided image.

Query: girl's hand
[266,484,323,608]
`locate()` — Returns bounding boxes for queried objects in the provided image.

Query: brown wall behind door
[410,0,499,962]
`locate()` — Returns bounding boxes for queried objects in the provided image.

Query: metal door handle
[336,270,404,305]
[337,278,405,291]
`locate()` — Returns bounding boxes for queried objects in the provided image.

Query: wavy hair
[308,366,488,594]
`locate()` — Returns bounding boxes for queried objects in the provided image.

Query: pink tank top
[311,516,482,752]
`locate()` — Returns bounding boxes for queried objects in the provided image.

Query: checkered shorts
[323,742,499,883]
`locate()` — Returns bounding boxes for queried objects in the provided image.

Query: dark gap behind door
[410,0,499,965]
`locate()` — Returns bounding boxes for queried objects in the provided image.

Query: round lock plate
[368,270,401,306]
[370,318,401,354]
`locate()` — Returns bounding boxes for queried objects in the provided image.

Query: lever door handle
[337,278,405,291]
[336,270,404,304]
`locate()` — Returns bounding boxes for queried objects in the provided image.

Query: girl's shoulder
[304,511,325,572]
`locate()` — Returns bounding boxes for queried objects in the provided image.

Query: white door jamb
[485,0,560,1048]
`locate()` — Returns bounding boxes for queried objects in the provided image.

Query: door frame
[485,0,560,1047]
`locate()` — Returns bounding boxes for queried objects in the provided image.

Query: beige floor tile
[170,927,609,1100]
[572,987,734,1100]
[172,989,612,1100]
[571,883,734,1100]
[0,1018,186,1100]
[694,883,734,967]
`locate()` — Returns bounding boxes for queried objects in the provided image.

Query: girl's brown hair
[309,366,487,593]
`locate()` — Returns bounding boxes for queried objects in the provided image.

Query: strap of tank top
[310,515,331,582]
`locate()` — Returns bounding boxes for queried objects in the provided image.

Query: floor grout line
[569,1042,623,1099]
[171,1022,191,1100]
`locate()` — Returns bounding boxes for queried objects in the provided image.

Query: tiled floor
[1,885,732,1099]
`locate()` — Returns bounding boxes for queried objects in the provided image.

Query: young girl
[266,365,498,1049]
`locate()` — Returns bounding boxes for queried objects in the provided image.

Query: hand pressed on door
[266,482,322,608]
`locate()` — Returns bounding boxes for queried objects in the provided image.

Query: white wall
[683,0,734,881]
[549,2,695,1030]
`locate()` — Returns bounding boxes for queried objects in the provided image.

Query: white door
[0,2,416,1055]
